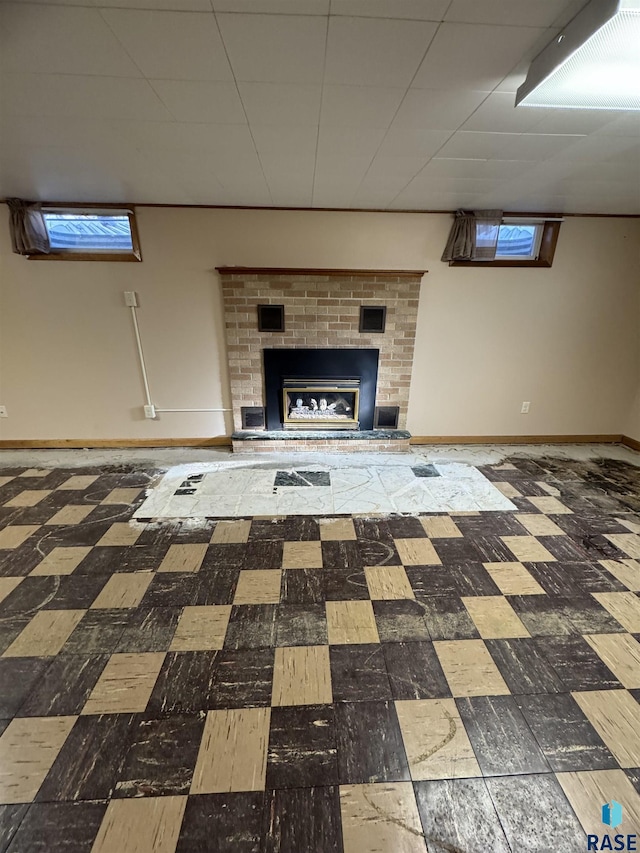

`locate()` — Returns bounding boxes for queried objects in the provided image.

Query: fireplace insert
[282,378,359,430]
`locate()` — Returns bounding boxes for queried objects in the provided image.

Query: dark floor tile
[176,792,264,853]
[262,787,343,853]
[44,520,113,549]
[335,701,409,784]
[37,714,139,802]
[561,596,627,634]
[41,575,110,611]
[0,615,32,655]
[172,519,216,544]
[535,635,622,691]
[484,639,565,695]
[329,644,392,703]
[456,696,550,776]
[61,610,130,654]
[515,693,618,772]
[147,650,219,715]
[405,566,458,598]
[203,543,248,570]
[248,519,288,541]
[0,577,59,614]
[113,713,205,797]
[266,705,337,789]
[322,569,369,601]
[468,534,523,563]
[121,543,171,572]
[419,595,480,640]
[275,605,327,646]
[114,607,181,653]
[278,517,320,541]
[412,464,440,478]
[6,801,106,853]
[486,774,587,853]
[242,541,283,571]
[526,561,625,596]
[73,547,129,575]
[0,547,43,578]
[454,514,529,538]
[210,648,275,709]
[508,594,578,636]
[356,538,401,567]
[352,517,393,540]
[320,541,362,570]
[194,567,241,605]
[372,599,431,643]
[414,779,511,853]
[536,536,592,563]
[280,569,324,605]
[0,657,52,717]
[383,641,450,700]
[224,605,278,650]
[385,516,427,538]
[17,654,108,717]
[139,574,199,608]
[0,805,28,853]
[431,539,484,565]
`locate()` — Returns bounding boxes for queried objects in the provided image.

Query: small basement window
[452,217,561,268]
[31,207,141,261]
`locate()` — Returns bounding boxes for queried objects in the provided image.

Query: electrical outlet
[521,401,530,414]
[144,404,156,419]
[0,405,7,418]
[124,291,138,307]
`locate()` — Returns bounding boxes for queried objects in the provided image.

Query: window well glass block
[43,212,134,251]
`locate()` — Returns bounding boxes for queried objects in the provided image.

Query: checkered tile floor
[0,457,639,852]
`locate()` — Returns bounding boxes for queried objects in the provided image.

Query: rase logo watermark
[587,801,637,851]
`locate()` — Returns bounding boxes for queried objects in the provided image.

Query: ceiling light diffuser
[516,0,640,110]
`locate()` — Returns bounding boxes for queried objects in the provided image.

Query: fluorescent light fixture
[516,0,640,110]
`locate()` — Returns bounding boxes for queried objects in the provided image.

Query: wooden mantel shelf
[216,267,427,277]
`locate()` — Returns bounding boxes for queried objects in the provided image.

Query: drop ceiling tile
[216,13,327,83]
[376,127,451,158]
[325,17,438,87]
[594,115,640,137]
[101,9,233,81]
[393,88,491,130]
[97,0,213,8]
[320,85,405,128]
[364,155,428,183]
[462,92,553,133]
[445,0,571,28]
[213,0,329,11]
[251,125,318,157]
[350,187,403,209]
[435,130,516,159]
[412,23,546,91]
[496,133,586,161]
[1,73,173,121]
[0,3,142,76]
[238,83,322,126]
[317,125,387,159]
[530,110,620,136]
[329,0,449,19]
[149,80,246,124]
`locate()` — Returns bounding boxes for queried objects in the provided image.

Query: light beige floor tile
[0,578,23,605]
[81,652,165,715]
[572,689,640,767]
[462,596,530,639]
[58,475,98,490]
[211,519,252,544]
[158,544,208,573]
[536,482,561,496]
[170,606,231,651]
[482,562,545,596]
[605,533,640,559]
[493,482,522,499]
[91,573,153,609]
[44,505,94,526]
[0,716,76,804]
[526,496,573,514]
[584,633,640,689]
[618,518,640,534]
[3,610,86,658]
[234,569,282,604]
[101,488,141,505]
[319,518,357,540]
[326,601,379,645]
[599,559,640,591]
[395,538,441,565]
[593,591,640,632]
[0,525,40,549]
[340,782,426,853]
[420,516,463,539]
[30,546,91,576]
[191,708,270,794]
[557,769,640,836]
[365,565,415,600]
[96,522,144,547]
[515,514,566,537]
[501,536,556,562]
[272,645,332,706]
[282,540,323,569]
[19,469,50,478]
[4,490,52,508]
[0,477,14,488]
[434,640,510,698]
[395,698,481,781]
[91,795,186,853]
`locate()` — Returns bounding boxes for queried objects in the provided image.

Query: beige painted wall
[1,204,638,440]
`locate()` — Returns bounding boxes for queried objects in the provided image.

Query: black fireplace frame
[263,348,379,431]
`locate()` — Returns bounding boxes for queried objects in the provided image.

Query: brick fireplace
[218,267,425,451]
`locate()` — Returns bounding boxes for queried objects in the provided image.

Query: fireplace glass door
[282,378,360,430]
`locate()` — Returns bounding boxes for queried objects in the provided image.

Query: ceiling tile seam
[212,6,274,205]
[310,13,331,208]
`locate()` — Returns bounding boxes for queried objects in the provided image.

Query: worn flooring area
[0,452,640,851]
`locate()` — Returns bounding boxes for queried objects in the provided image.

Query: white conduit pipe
[155,408,232,413]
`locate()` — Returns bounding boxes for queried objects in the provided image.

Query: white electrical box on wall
[144,404,156,419]
[124,291,138,307]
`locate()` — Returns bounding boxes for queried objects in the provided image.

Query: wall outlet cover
[144,404,156,419]
[0,406,7,417]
